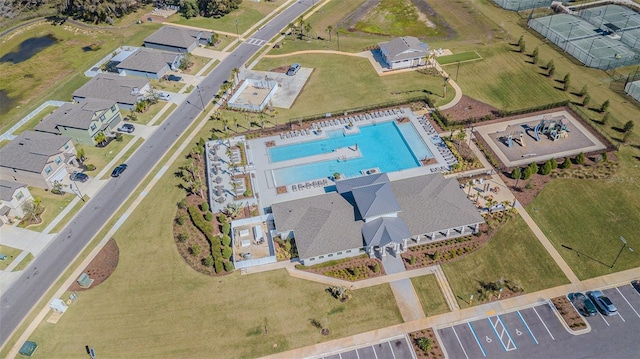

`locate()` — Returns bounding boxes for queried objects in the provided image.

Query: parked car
[70,171,89,183]
[568,292,597,317]
[286,63,300,76]
[587,290,617,316]
[118,123,135,133]
[111,164,128,177]
[632,280,640,294]
[158,92,170,101]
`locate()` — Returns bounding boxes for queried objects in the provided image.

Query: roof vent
[131,87,139,95]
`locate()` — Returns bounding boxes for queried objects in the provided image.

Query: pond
[0,35,58,64]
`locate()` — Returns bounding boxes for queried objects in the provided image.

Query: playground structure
[534,116,569,141]
[504,130,526,147]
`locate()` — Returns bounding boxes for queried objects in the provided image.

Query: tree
[562,156,572,169]
[575,152,585,165]
[519,40,526,53]
[22,197,44,224]
[550,157,558,169]
[522,166,533,180]
[511,167,521,180]
[304,22,312,41]
[182,0,199,18]
[76,148,86,164]
[517,35,524,47]
[548,65,555,78]
[623,120,634,132]
[600,99,610,113]
[546,59,554,70]
[94,131,107,146]
[326,25,333,42]
[203,256,214,267]
[540,160,552,175]
[583,94,591,107]
[191,244,201,256]
[563,73,571,91]
[579,85,588,97]
[601,112,610,125]
[622,131,632,143]
[528,161,539,175]
[532,46,539,64]
[231,67,240,85]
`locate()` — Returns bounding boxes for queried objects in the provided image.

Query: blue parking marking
[517,310,539,344]
[467,322,487,357]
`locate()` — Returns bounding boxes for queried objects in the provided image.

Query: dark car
[568,292,597,317]
[111,164,128,177]
[286,63,300,76]
[70,171,89,183]
[118,123,135,133]
[587,290,617,316]
[632,280,640,294]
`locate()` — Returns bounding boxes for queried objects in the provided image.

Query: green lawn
[355,0,446,37]
[0,20,161,134]
[11,252,34,272]
[101,137,144,179]
[150,79,186,93]
[527,171,640,280]
[255,54,455,121]
[437,51,482,65]
[26,141,402,358]
[0,245,23,270]
[50,195,89,234]
[12,106,58,135]
[20,188,76,233]
[76,135,134,174]
[410,274,450,317]
[442,216,569,308]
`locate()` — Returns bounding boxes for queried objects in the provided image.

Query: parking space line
[488,317,515,351]
[532,307,555,340]
[451,326,470,359]
[387,341,396,359]
[468,322,487,357]
[372,346,379,359]
[517,311,539,344]
[616,287,640,318]
[598,312,610,326]
[355,348,360,359]
[617,311,626,322]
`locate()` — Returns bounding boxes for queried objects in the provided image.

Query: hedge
[224,261,235,272]
[188,206,213,235]
[221,223,230,236]
[222,246,233,260]
[214,260,224,274]
[222,234,231,246]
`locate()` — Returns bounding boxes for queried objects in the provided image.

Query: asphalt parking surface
[438,283,640,359]
[317,336,415,359]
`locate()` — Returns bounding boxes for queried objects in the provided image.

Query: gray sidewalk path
[383,254,426,322]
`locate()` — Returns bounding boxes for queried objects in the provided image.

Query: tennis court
[528,7,640,69]
[492,0,552,11]
[626,80,640,102]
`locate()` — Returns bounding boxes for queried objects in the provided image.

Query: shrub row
[187,205,234,274]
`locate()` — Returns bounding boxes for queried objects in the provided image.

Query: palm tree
[233,117,238,133]
[304,23,312,41]
[231,67,240,85]
[22,197,44,224]
[326,25,333,42]
[258,112,266,129]
[221,118,229,133]
[296,16,305,38]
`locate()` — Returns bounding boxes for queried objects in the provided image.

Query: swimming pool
[269,121,432,185]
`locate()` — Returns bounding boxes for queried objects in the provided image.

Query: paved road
[0,0,314,348]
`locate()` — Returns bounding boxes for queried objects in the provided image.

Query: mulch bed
[401,233,489,270]
[551,296,587,331]
[68,238,119,291]
[440,95,498,123]
[300,256,386,281]
[409,328,445,359]
[270,65,289,73]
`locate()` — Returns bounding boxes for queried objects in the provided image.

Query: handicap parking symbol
[516,329,523,336]
[485,336,493,343]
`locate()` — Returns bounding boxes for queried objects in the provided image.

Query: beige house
[0,131,77,189]
[378,36,430,70]
[35,99,122,145]
[0,180,33,224]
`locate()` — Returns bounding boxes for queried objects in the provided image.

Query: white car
[158,92,170,101]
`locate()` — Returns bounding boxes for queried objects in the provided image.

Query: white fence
[0,100,69,141]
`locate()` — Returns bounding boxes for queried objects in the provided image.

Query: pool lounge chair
[292,185,297,192]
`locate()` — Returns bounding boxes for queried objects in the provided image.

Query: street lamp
[620,14,632,41]
[69,181,85,202]
[564,22,579,52]
[196,85,205,109]
[610,236,633,268]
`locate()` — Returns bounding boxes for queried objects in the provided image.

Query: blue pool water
[270,121,432,185]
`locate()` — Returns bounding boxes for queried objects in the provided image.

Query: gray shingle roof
[393,174,484,234]
[271,192,363,259]
[335,172,388,194]
[116,49,181,74]
[378,36,429,62]
[0,180,26,201]
[144,26,212,50]
[0,131,71,173]
[351,182,401,219]
[73,74,148,106]
[35,99,116,133]
[362,217,410,247]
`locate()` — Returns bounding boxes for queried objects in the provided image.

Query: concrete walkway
[433,265,460,311]
[382,254,426,322]
[262,267,640,359]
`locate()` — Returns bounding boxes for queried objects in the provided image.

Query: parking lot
[314,335,416,359]
[438,283,640,359]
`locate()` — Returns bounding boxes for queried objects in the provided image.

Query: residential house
[0,180,33,224]
[272,173,483,265]
[35,99,122,145]
[378,36,430,70]
[73,74,150,110]
[0,131,76,189]
[144,26,213,53]
[116,48,184,79]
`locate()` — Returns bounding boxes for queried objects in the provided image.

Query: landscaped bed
[409,328,445,359]
[296,255,385,281]
[551,296,587,331]
[68,238,119,291]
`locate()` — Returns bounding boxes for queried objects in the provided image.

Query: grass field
[76,136,134,174]
[442,216,570,308]
[0,245,22,270]
[20,188,76,232]
[25,139,403,358]
[255,54,455,121]
[101,137,144,179]
[410,275,450,317]
[437,51,482,65]
[355,0,446,37]
[11,105,58,135]
[50,195,90,234]
[150,79,186,93]
[11,252,33,272]
[527,169,640,280]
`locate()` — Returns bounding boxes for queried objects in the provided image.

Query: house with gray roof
[0,180,33,224]
[272,173,484,264]
[116,48,183,79]
[73,74,150,110]
[378,36,430,70]
[144,26,213,53]
[35,99,122,145]
[0,131,76,189]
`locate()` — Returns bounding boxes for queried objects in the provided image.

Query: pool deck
[247,107,456,211]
